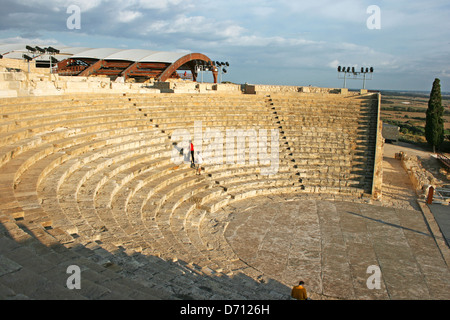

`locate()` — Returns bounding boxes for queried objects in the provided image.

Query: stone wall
[397,152,440,197]
[0,70,160,97]
[0,57,47,74]
[382,123,400,143]
[372,120,384,200]
[147,81,242,93]
[212,83,241,92]
[0,64,247,96]
[243,83,346,95]
[0,57,363,98]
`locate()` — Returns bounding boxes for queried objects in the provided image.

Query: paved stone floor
[428,203,450,246]
[221,144,450,300]
[223,196,450,300]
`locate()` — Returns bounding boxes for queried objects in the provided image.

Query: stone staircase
[0,92,379,299]
[268,93,378,198]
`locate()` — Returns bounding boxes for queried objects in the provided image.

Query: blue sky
[1,0,449,91]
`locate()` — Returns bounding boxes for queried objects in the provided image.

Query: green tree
[425,78,444,152]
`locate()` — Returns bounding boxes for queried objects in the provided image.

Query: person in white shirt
[195,151,203,175]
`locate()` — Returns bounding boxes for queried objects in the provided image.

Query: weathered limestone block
[400,153,439,196]
[371,99,383,200]
[213,83,241,92]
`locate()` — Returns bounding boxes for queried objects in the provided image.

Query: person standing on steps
[291,280,310,300]
[190,140,195,168]
[195,151,203,175]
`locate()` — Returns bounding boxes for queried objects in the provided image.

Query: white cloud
[2,0,450,90]
[138,0,186,10]
[13,0,103,11]
[118,10,143,23]
[220,34,322,48]
[328,59,340,69]
[141,14,245,40]
[250,6,276,18]
[278,0,367,23]
[0,35,60,45]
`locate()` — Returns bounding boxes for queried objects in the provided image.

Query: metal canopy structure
[0,43,218,83]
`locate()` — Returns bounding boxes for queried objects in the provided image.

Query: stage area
[223,196,450,300]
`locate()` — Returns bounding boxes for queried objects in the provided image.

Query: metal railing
[437,152,450,171]
[427,185,450,204]
[434,187,450,202]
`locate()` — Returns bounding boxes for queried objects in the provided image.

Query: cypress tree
[425,78,444,152]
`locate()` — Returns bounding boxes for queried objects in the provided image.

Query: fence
[427,185,450,204]
[437,152,450,171]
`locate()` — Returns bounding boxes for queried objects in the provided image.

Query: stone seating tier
[0,92,379,299]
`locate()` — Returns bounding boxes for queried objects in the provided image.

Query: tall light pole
[215,61,230,83]
[46,46,60,74]
[23,54,33,73]
[195,63,206,83]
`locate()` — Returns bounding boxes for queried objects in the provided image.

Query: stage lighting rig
[46,47,60,54]
[22,54,34,72]
[22,54,33,62]
[26,45,37,53]
[195,60,213,83]
[337,65,374,89]
[45,47,60,73]
[35,46,46,54]
[215,60,230,83]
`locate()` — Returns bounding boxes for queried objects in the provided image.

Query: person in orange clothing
[291,280,309,300]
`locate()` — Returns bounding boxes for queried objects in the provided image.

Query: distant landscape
[377,89,450,153]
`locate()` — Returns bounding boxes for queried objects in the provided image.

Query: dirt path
[380,142,449,211]
[380,154,422,211]
[384,142,449,185]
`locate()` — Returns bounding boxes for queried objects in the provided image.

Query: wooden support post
[427,186,434,205]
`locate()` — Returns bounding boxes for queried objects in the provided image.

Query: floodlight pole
[218,66,229,83]
[196,65,204,83]
[337,66,374,89]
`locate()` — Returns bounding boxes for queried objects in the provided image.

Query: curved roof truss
[59,48,218,82]
[159,53,218,83]
[0,43,218,83]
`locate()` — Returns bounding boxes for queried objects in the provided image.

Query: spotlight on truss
[23,54,33,61]
[46,47,60,54]
[35,46,45,54]
[337,64,375,89]
[26,45,36,53]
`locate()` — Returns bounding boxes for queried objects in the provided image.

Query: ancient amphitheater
[1,64,449,301]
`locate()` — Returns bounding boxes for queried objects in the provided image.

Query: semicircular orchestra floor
[220,195,450,300]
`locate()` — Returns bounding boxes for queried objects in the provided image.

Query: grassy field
[379,90,450,153]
